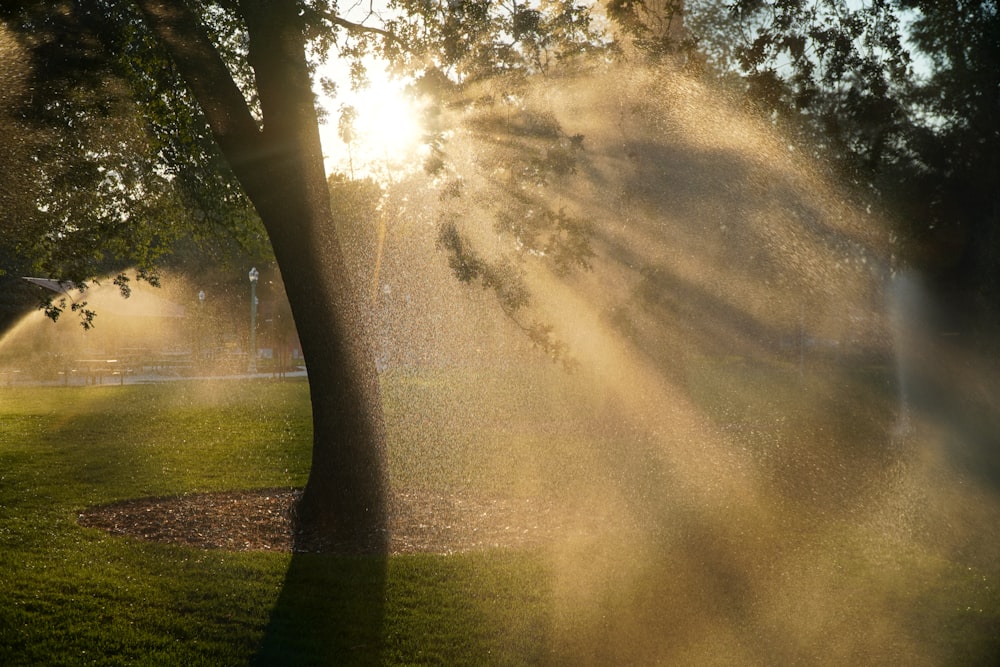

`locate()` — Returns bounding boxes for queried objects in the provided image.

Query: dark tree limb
[131,0,261,165]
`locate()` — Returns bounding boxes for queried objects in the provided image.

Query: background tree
[0,1,267,326]
[384,0,603,83]
[337,104,358,179]
[685,0,1000,331]
[605,0,687,55]
[0,21,38,331]
[895,0,1000,314]
[692,0,913,181]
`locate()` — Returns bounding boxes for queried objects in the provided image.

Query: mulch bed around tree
[77,487,560,554]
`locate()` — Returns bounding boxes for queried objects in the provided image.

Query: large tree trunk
[239,0,388,554]
[136,0,388,553]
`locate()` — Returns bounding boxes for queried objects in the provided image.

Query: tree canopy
[678,0,1000,323]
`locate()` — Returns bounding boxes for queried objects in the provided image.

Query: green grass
[2,369,1000,664]
[0,378,554,666]
[0,382,308,665]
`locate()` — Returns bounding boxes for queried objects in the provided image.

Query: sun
[317,64,425,178]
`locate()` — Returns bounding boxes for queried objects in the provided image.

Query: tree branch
[315,9,402,46]
[132,0,261,161]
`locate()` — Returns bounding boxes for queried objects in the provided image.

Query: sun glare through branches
[317,63,425,180]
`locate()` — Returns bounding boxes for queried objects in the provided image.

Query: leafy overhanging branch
[437,220,578,370]
[132,0,262,175]
[307,7,401,46]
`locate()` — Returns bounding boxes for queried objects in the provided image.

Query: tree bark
[135,0,388,553]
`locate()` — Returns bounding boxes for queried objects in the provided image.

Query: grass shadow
[253,552,388,665]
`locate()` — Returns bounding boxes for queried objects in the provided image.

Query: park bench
[73,359,125,385]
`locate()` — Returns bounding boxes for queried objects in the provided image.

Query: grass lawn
[0,379,552,665]
[2,367,999,664]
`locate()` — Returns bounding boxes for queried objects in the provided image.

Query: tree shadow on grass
[253,551,387,665]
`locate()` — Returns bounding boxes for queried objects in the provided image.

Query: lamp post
[248,267,259,374]
[197,290,206,367]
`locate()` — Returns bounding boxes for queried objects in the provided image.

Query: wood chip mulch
[77,487,561,554]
